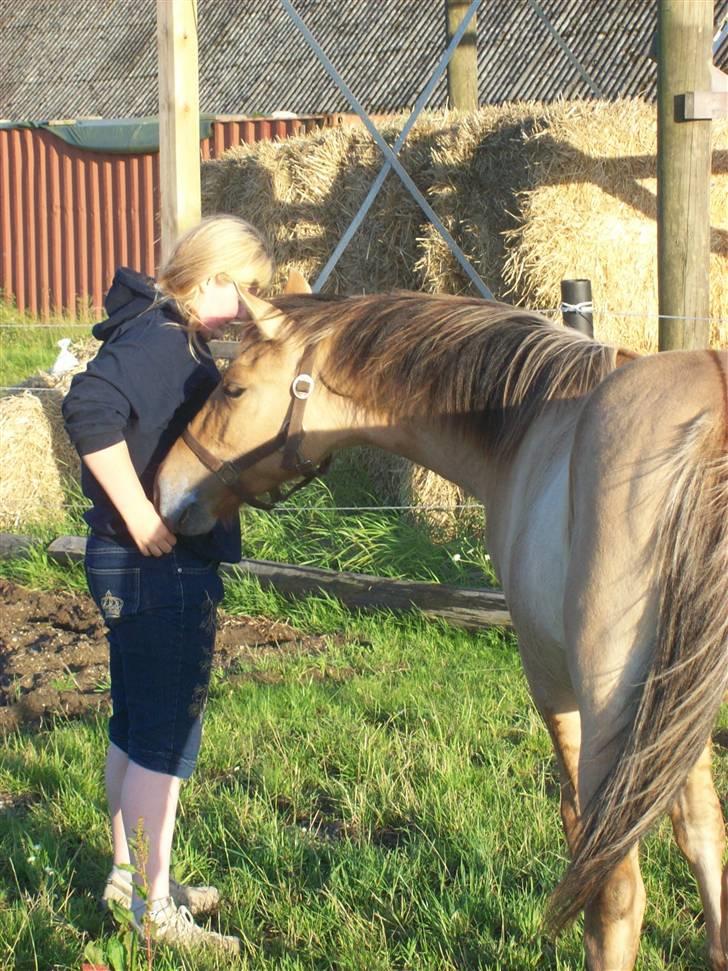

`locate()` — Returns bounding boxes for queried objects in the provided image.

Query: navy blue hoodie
[62,267,241,564]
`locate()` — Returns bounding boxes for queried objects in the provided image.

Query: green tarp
[0,116,216,153]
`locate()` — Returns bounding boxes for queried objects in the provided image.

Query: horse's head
[156,272,337,535]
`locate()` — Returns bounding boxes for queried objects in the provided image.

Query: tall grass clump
[238,450,497,588]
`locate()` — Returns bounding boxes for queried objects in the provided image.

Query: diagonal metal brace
[280,0,492,298]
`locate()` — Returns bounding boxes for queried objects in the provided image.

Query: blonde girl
[63,215,273,954]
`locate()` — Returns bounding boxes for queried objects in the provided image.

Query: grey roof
[1,0,727,120]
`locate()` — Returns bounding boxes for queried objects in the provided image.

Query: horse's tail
[547,355,728,934]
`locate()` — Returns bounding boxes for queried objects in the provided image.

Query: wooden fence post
[657,0,713,350]
[157,0,201,264]
[445,1,478,111]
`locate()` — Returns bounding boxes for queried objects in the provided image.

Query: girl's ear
[237,289,284,340]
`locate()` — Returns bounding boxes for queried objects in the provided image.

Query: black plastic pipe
[560,279,594,337]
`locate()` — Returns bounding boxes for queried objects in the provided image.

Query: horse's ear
[283,269,312,294]
[237,290,284,340]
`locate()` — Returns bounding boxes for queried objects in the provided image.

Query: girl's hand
[82,442,177,556]
[126,500,177,557]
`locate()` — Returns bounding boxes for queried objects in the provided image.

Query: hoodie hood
[92,267,168,342]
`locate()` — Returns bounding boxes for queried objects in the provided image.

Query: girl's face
[194,276,252,333]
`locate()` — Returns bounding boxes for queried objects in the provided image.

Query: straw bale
[202,107,549,525]
[204,101,727,347]
[0,340,93,529]
[501,100,728,351]
[202,107,547,298]
[0,392,67,529]
[17,346,92,481]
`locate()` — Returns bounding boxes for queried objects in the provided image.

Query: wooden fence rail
[0,533,511,631]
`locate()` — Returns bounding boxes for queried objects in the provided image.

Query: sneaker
[101,869,220,917]
[133,896,240,955]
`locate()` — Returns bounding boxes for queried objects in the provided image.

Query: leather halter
[181,344,331,510]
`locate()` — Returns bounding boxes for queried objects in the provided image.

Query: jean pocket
[86,566,141,626]
[175,559,223,603]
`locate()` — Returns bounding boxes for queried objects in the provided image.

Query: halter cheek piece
[181,344,331,510]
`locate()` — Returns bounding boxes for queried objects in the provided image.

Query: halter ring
[292,373,315,399]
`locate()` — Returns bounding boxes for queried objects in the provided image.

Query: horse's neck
[357,420,493,501]
[354,402,582,585]
[320,392,583,511]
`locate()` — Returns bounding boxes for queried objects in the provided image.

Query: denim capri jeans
[84,535,224,779]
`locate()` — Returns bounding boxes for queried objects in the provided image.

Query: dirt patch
[0,578,337,736]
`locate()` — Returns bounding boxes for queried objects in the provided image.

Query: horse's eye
[222,383,245,399]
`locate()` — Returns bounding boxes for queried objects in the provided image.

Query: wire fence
[1,305,725,520]
[2,307,728,329]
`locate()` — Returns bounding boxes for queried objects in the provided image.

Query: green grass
[1,316,725,969]
[2,591,726,970]
[236,451,496,587]
[0,294,92,388]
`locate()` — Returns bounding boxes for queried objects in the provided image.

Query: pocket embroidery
[101,590,124,619]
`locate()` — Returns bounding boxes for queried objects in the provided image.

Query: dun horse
[156,280,728,971]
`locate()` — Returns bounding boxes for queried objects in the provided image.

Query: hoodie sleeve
[62,316,205,457]
[62,365,131,456]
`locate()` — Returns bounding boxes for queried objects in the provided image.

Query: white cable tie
[559,301,593,315]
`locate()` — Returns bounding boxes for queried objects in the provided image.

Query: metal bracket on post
[682,25,728,120]
[680,91,728,120]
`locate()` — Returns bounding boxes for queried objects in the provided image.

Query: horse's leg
[669,742,726,971]
[555,730,724,970]
[541,706,581,853]
[518,639,643,969]
[544,710,644,971]
[582,844,644,971]
[537,692,641,969]
[517,634,583,853]
[576,733,646,971]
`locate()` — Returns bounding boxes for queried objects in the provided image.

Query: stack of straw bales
[204,101,727,347]
[202,100,727,519]
[6,102,726,532]
[501,99,728,351]
[203,104,542,300]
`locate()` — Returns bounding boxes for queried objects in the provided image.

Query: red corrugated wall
[0,115,332,319]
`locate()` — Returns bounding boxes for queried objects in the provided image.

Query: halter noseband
[181,344,331,510]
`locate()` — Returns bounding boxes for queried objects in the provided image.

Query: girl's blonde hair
[156,214,273,332]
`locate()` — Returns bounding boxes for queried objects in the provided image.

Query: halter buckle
[216,462,242,488]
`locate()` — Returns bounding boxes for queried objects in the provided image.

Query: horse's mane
[266,291,620,457]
